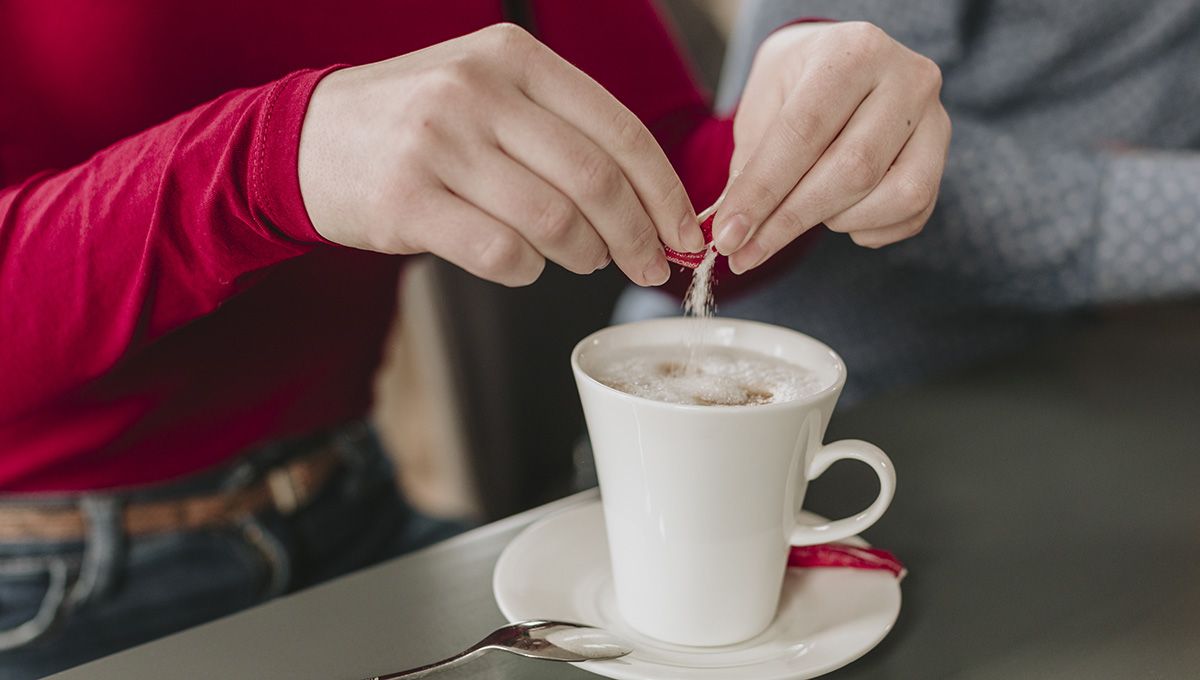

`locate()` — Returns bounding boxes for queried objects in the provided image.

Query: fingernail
[714,214,750,255]
[642,257,670,286]
[595,255,611,271]
[729,241,766,275]
[679,214,705,252]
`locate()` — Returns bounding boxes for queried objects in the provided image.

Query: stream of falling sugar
[681,178,732,374]
[682,245,718,372]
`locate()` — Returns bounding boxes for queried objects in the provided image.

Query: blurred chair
[426,262,628,519]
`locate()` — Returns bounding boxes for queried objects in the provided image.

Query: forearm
[886,116,1200,310]
[0,68,332,419]
[1092,151,1200,303]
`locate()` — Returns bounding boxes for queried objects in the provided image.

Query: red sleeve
[0,67,336,421]
[528,1,820,298]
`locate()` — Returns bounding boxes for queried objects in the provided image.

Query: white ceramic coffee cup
[572,317,896,647]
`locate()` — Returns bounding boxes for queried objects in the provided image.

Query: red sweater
[0,0,807,492]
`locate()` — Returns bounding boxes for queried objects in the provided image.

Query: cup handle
[789,439,896,546]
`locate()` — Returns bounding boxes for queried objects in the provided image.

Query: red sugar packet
[788,543,907,580]
[664,246,710,269]
[664,196,724,269]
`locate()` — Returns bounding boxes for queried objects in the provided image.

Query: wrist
[761,18,835,51]
[296,68,353,246]
[256,66,347,247]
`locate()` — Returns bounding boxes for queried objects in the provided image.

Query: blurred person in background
[0,1,947,675]
[621,0,1200,405]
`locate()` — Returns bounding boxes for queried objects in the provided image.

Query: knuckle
[610,111,649,151]
[896,175,937,214]
[745,177,785,213]
[659,177,692,224]
[916,55,943,92]
[864,21,890,41]
[502,257,544,287]
[420,65,475,105]
[655,170,686,204]
[615,219,659,266]
[393,128,446,181]
[384,181,419,218]
[531,197,577,242]
[939,105,953,137]
[751,232,785,260]
[835,143,883,194]
[824,215,854,234]
[397,109,442,148]
[822,215,846,234]
[726,177,783,227]
[850,231,887,249]
[477,231,527,277]
[842,21,888,50]
[371,210,420,254]
[576,150,624,200]
[830,48,871,77]
[772,203,810,234]
[777,106,822,149]
[906,219,927,238]
[629,221,659,254]
[593,248,612,271]
[563,250,602,276]
[485,22,535,55]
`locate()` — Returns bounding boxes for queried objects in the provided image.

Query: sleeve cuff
[774,17,836,32]
[251,65,347,246]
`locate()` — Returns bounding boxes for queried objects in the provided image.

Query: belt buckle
[266,467,301,515]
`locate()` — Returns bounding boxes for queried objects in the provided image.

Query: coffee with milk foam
[592,345,824,406]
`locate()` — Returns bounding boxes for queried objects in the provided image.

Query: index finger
[515,38,703,253]
[714,68,874,255]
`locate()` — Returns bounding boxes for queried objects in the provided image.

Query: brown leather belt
[0,446,343,542]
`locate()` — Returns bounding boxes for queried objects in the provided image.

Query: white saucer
[492,499,901,680]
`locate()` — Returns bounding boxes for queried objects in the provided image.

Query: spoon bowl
[371,620,633,679]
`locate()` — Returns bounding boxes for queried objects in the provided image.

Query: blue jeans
[0,422,466,679]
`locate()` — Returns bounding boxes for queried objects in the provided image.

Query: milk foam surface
[592,345,824,406]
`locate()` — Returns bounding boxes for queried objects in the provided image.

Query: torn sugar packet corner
[663,212,718,269]
[665,246,709,269]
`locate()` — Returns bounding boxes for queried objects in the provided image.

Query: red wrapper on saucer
[788,543,907,580]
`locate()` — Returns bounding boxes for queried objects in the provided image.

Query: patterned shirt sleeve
[724,0,1200,312]
[885,114,1200,310]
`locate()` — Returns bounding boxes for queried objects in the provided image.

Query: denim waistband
[0,420,380,651]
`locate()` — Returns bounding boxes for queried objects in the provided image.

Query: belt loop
[0,557,74,652]
[236,517,291,597]
[333,422,371,496]
[69,495,126,607]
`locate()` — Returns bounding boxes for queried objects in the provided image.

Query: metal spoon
[367,620,634,679]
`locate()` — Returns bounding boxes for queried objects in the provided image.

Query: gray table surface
[52,310,1200,679]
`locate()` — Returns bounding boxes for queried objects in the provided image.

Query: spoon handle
[370,647,488,680]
